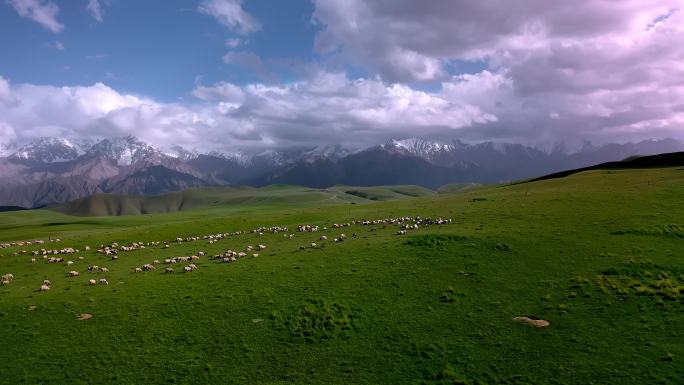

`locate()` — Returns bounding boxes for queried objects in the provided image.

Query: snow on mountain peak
[385,138,454,158]
[304,144,350,160]
[163,145,199,161]
[86,135,158,166]
[208,150,253,166]
[7,137,94,163]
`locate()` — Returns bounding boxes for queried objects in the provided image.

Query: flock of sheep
[0,238,59,249]
[1,215,452,293]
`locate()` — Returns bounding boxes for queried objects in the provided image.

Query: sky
[0,0,682,152]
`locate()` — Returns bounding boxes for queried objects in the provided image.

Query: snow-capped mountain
[252,149,290,167]
[207,150,253,167]
[163,145,199,161]
[384,138,454,157]
[86,135,159,166]
[303,144,352,161]
[8,137,94,163]
[0,134,682,208]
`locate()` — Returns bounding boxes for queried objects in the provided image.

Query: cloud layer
[0,72,502,150]
[1,1,683,150]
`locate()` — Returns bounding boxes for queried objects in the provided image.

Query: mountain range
[0,135,682,208]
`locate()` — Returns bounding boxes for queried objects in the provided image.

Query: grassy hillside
[51,185,435,217]
[0,167,683,384]
[436,183,482,194]
[524,150,684,183]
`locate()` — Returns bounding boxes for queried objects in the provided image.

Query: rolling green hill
[0,167,683,384]
[51,184,435,217]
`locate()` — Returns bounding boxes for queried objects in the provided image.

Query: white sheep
[40,284,50,291]
[99,278,109,285]
[89,279,97,285]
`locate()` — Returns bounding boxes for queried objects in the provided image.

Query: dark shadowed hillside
[524,151,684,183]
[102,165,213,196]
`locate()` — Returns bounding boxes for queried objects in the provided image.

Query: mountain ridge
[0,135,682,207]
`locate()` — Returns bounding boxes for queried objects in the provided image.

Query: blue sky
[0,0,320,101]
[0,0,681,151]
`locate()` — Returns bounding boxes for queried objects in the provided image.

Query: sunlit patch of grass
[612,224,684,238]
[594,265,683,301]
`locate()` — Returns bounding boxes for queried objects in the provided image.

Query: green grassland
[52,184,436,217]
[0,168,683,384]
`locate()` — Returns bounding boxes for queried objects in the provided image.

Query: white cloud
[7,0,64,33]
[198,0,261,35]
[87,0,109,23]
[2,2,683,150]
[225,38,242,48]
[312,0,679,82]
[308,0,684,143]
[0,72,504,151]
[46,40,64,50]
[0,122,18,147]
[85,53,108,60]
[0,76,18,107]
[192,81,245,104]
[2,63,683,152]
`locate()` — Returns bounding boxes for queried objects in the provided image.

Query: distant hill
[437,183,482,194]
[52,184,435,216]
[0,206,29,212]
[523,151,684,183]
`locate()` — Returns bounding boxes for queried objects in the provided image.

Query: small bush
[492,243,511,252]
[284,299,354,343]
[440,286,461,303]
[403,235,467,250]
